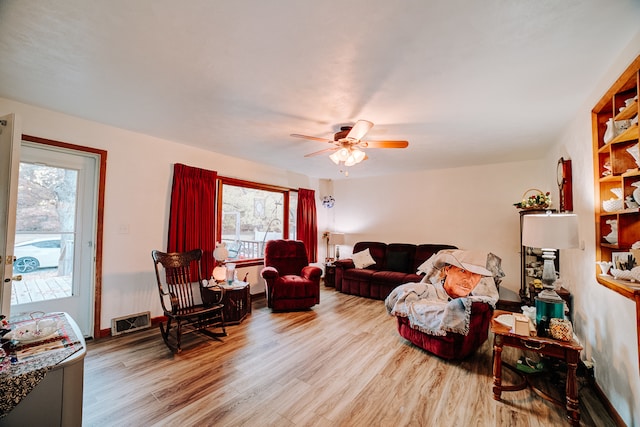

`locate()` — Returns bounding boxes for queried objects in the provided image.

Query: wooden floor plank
[83,287,616,427]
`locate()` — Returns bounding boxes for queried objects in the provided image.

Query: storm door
[10,142,98,337]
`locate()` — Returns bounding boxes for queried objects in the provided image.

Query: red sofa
[334,242,457,300]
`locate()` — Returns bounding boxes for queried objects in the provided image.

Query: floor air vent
[111,311,151,336]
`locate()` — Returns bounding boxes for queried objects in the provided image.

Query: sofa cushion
[385,243,416,273]
[386,250,410,272]
[352,242,387,270]
[371,270,414,284]
[352,248,376,269]
[344,268,376,281]
[413,244,458,273]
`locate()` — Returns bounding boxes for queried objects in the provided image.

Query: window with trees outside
[217,177,297,264]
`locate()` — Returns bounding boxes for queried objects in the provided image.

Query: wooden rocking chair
[151,249,226,353]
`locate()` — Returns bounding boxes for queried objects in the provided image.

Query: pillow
[386,251,410,272]
[486,252,505,286]
[352,248,376,269]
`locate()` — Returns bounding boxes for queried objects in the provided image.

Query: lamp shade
[522,213,579,249]
[328,232,345,245]
[213,243,229,262]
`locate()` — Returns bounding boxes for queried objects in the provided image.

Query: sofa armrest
[333,259,354,291]
[334,259,355,270]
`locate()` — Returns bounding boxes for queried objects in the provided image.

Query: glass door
[11,143,97,337]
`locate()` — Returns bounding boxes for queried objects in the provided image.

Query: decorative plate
[495,314,514,328]
[5,319,59,343]
[610,268,639,282]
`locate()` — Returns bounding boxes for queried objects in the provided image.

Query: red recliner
[260,240,322,311]
[395,302,493,360]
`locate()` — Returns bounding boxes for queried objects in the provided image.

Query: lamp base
[537,287,563,302]
[535,290,565,337]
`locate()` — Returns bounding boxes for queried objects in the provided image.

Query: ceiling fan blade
[361,140,409,149]
[290,133,333,143]
[304,147,339,157]
[346,120,374,141]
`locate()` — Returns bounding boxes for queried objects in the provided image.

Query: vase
[627,143,640,168]
[605,219,618,244]
[597,261,613,275]
[603,118,615,143]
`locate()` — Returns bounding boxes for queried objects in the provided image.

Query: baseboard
[578,360,625,426]
[251,291,266,300]
[592,377,626,427]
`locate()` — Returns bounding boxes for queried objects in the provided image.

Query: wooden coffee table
[491,310,582,426]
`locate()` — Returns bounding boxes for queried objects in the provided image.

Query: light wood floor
[83,287,615,427]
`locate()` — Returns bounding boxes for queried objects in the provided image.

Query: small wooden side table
[324,263,336,287]
[491,310,582,426]
[220,281,251,324]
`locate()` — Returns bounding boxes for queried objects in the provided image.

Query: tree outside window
[218,179,296,261]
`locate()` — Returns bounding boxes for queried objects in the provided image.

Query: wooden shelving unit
[591,55,640,370]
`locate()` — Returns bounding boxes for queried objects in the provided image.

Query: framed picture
[557,157,573,212]
[612,251,633,270]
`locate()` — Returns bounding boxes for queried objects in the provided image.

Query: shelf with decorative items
[592,55,640,372]
[592,55,640,297]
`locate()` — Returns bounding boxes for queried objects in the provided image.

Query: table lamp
[522,212,579,330]
[328,232,345,260]
[212,243,229,283]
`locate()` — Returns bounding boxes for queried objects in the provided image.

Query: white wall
[0,97,320,331]
[330,160,547,297]
[544,32,640,426]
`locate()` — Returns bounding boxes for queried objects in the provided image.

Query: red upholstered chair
[395,302,493,360]
[260,240,322,311]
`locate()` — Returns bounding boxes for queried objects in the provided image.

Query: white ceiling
[1,1,639,179]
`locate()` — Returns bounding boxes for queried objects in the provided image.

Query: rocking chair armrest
[201,283,225,305]
[157,288,178,312]
[169,293,180,312]
[261,266,279,280]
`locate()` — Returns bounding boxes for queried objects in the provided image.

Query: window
[217,177,297,263]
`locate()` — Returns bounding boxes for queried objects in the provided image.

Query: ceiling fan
[291,120,409,167]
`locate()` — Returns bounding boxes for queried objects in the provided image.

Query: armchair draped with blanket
[385,250,502,360]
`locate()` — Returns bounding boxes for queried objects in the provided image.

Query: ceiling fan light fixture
[330,147,366,167]
[329,151,341,165]
[352,148,366,163]
[294,119,408,170]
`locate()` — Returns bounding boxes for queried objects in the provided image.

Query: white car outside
[13,238,61,273]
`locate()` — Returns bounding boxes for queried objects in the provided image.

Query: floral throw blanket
[385,277,498,337]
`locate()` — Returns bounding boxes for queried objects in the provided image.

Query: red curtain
[167,163,217,280]
[296,188,317,263]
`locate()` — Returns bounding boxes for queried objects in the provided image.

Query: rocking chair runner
[151,249,226,353]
